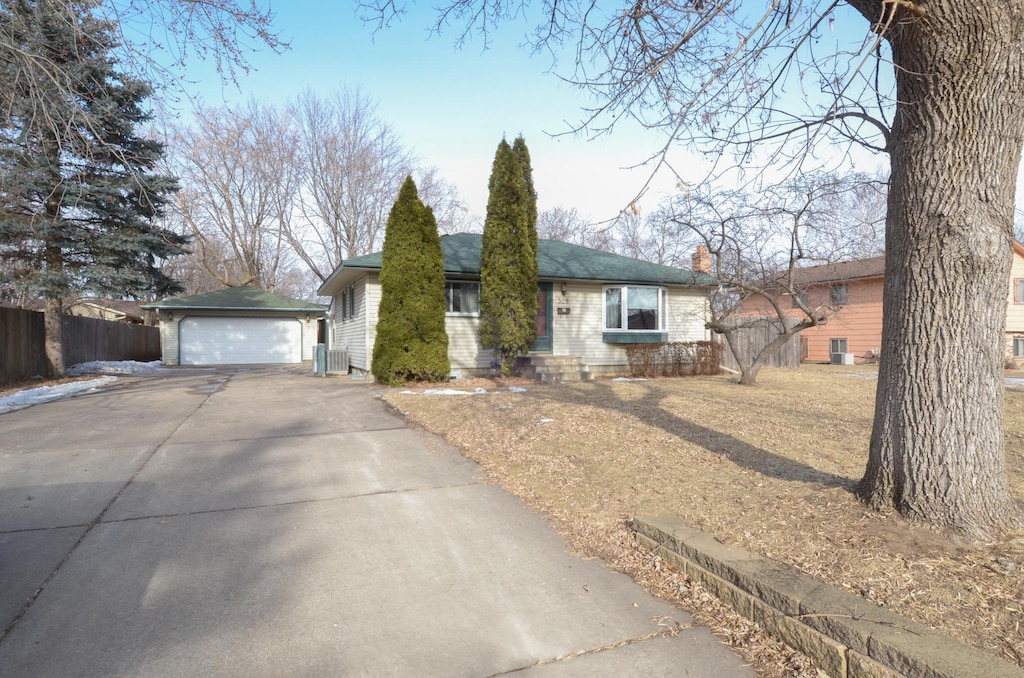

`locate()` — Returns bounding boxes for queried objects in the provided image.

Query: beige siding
[667,288,712,342]
[445,315,492,373]
[331,273,377,372]
[552,282,623,366]
[551,283,711,371]
[340,277,711,378]
[1006,249,1024,357]
[301,318,318,360]
[159,314,180,365]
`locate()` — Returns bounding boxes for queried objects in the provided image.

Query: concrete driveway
[0,367,754,677]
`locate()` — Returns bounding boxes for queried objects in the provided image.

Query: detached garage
[142,286,327,366]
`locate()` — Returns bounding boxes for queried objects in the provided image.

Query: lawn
[382,364,1024,676]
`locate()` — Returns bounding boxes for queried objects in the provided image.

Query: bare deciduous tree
[169,101,304,293]
[672,174,885,385]
[361,0,1024,537]
[614,208,697,267]
[537,206,614,251]
[283,88,470,281]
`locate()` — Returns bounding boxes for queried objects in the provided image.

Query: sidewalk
[0,367,754,677]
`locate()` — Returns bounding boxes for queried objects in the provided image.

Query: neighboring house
[1006,242,1024,361]
[20,297,149,324]
[317,233,717,379]
[739,243,1024,364]
[141,286,327,366]
[738,256,886,364]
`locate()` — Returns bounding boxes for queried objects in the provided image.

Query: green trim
[603,331,668,344]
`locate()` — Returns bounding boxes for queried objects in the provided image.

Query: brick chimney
[691,245,711,274]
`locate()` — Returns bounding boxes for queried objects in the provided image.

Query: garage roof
[141,286,327,313]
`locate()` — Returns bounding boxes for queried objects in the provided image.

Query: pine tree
[0,0,186,377]
[479,137,538,375]
[371,176,449,386]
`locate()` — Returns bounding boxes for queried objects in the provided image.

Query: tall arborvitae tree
[0,0,185,377]
[371,176,449,386]
[512,135,539,319]
[479,138,538,375]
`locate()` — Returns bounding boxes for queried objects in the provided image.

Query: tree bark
[857,1,1024,537]
[44,295,65,379]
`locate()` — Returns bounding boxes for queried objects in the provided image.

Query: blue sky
[172,3,904,225]
[177,2,709,224]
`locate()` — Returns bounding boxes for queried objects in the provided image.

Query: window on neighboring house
[604,286,665,331]
[830,338,848,354]
[1014,279,1024,304]
[1014,337,1024,357]
[830,284,848,306]
[348,287,356,318]
[791,290,809,309]
[445,281,480,315]
[340,290,348,320]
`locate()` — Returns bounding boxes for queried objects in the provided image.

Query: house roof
[19,297,146,319]
[318,233,718,296]
[786,256,886,286]
[141,286,327,313]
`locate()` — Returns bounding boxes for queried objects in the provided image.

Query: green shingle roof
[319,233,717,295]
[141,286,327,313]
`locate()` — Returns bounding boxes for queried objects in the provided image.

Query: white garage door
[179,317,302,365]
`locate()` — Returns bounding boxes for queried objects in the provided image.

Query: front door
[533,282,553,352]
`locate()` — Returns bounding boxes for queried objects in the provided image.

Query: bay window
[603,285,667,342]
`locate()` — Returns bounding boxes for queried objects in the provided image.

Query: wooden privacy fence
[718,317,801,372]
[1,307,160,384]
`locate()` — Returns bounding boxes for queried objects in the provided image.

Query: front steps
[516,355,593,383]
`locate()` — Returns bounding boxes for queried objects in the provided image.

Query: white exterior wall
[550,283,710,371]
[331,273,378,373]
[301,318,318,360]
[158,311,319,366]
[445,315,493,374]
[159,314,180,365]
[551,282,623,366]
[329,275,710,378]
[667,288,711,343]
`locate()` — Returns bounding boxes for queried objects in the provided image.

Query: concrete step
[517,355,593,383]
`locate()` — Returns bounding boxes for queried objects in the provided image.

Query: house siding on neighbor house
[1005,244,1024,360]
[319,234,716,379]
[797,278,884,363]
[739,243,1024,365]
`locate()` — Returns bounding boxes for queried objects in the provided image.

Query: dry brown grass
[383,364,1024,676]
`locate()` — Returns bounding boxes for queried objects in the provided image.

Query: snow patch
[611,377,647,382]
[402,387,488,396]
[1,360,167,415]
[0,377,118,415]
[67,360,165,376]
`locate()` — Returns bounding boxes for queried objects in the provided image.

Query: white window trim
[602,285,668,332]
[445,280,481,317]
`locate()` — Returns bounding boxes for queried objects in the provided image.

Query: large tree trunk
[44,296,65,378]
[856,1,1024,537]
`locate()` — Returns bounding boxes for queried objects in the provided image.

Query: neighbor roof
[318,233,717,296]
[141,286,327,313]
[786,256,886,286]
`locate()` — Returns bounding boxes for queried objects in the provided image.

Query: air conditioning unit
[326,349,349,374]
[831,352,855,365]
